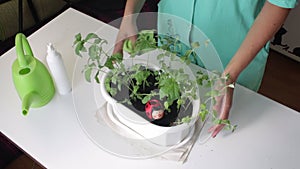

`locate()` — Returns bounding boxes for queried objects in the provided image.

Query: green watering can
[12,33,55,115]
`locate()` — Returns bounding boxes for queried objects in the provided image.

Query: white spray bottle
[46,43,71,95]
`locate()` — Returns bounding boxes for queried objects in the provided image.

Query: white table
[1,8,300,169]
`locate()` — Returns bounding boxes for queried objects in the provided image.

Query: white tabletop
[1,8,300,169]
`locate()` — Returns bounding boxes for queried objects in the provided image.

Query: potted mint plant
[73,30,236,146]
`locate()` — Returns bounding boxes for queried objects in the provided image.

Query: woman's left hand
[209,79,234,138]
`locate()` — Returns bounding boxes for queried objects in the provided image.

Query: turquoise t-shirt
[157,0,298,91]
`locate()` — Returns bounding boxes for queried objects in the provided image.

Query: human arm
[113,0,146,54]
[224,1,291,82]
[210,1,291,137]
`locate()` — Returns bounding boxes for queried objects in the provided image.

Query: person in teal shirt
[113,0,298,137]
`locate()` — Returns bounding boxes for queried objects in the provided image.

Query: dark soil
[109,70,193,127]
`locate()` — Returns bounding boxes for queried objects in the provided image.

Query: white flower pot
[99,50,200,146]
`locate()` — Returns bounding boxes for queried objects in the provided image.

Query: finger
[208,125,216,133]
[113,39,124,55]
[128,35,137,46]
[211,124,225,138]
[211,89,234,138]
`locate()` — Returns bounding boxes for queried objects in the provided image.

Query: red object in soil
[145,99,164,120]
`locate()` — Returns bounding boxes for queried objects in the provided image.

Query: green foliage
[73,30,236,133]
[123,30,157,56]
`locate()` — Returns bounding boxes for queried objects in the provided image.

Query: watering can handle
[15,33,34,67]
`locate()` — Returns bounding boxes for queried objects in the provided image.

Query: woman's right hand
[113,0,146,55]
[113,16,139,55]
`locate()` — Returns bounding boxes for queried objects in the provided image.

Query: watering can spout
[22,92,39,115]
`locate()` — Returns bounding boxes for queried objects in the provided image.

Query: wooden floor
[258,49,300,112]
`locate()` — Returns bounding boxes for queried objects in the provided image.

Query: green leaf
[73,33,82,46]
[212,110,218,118]
[213,119,222,125]
[142,95,151,104]
[159,78,180,101]
[199,109,208,122]
[104,77,111,93]
[111,75,117,84]
[200,103,206,110]
[205,90,220,97]
[221,119,231,125]
[88,44,98,60]
[123,39,134,54]
[84,67,92,82]
[231,125,238,132]
[110,88,117,96]
[94,70,100,83]
[225,73,231,81]
[75,41,84,57]
[111,53,123,63]
[134,30,157,52]
[132,85,139,95]
[117,82,122,91]
[191,42,200,49]
[133,70,151,85]
[94,38,101,44]
[104,57,114,69]
[181,116,192,123]
[85,33,99,41]
[176,99,184,108]
[164,101,169,110]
